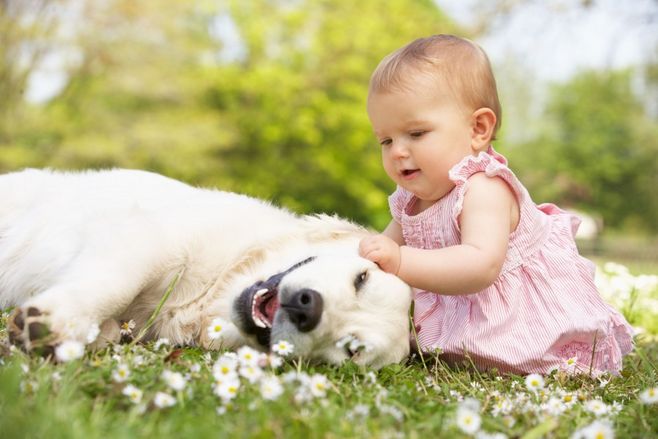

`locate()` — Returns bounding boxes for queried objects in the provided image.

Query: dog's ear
[302,214,365,242]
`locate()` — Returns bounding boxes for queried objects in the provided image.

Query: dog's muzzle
[232,257,320,347]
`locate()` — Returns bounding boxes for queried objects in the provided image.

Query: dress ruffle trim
[448,146,522,229]
[554,312,634,375]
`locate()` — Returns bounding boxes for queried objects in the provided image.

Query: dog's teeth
[253,315,267,328]
[255,288,268,297]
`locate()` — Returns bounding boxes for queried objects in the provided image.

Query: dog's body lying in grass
[0,168,412,368]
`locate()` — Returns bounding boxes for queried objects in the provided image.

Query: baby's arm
[362,173,517,295]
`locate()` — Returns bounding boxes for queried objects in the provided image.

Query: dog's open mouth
[232,256,316,348]
[252,287,280,329]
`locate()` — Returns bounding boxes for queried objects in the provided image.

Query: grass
[1,260,657,439]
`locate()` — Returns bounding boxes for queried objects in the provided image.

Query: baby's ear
[470,108,497,151]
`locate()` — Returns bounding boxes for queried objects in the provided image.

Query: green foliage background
[1,0,657,232]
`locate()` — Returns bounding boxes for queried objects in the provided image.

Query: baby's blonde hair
[369,34,502,137]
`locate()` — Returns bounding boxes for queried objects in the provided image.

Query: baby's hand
[359,234,401,275]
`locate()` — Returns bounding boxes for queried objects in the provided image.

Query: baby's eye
[410,131,426,138]
[379,138,392,146]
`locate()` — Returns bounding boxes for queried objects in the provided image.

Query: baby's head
[369,34,501,139]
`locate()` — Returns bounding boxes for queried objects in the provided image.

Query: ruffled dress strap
[388,186,413,224]
[448,145,527,230]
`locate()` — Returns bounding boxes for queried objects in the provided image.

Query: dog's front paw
[7,307,56,357]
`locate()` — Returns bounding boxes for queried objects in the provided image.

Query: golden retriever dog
[0,169,412,368]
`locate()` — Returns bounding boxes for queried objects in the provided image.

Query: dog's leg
[7,260,157,355]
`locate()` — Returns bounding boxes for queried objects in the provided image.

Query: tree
[206,0,456,226]
[0,0,61,141]
[507,69,658,232]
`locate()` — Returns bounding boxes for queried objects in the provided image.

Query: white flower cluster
[108,342,303,411]
[444,370,630,438]
[208,345,338,410]
[596,262,658,327]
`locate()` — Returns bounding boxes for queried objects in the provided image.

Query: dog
[0,168,412,368]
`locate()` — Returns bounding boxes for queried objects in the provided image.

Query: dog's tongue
[264,294,280,319]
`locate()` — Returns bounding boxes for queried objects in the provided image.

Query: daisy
[132,355,146,367]
[309,374,330,398]
[347,404,370,420]
[294,386,313,404]
[153,338,170,350]
[260,375,284,400]
[524,374,545,393]
[239,365,264,384]
[560,391,577,407]
[20,380,39,394]
[237,346,261,367]
[119,319,136,336]
[214,378,241,402]
[639,387,658,404]
[456,406,481,435]
[112,364,131,383]
[55,340,85,362]
[562,356,579,373]
[542,397,567,417]
[266,354,284,369]
[461,397,482,412]
[491,398,513,417]
[153,391,176,408]
[206,317,227,340]
[271,340,294,356]
[571,419,614,439]
[161,370,187,391]
[584,399,609,417]
[213,355,239,380]
[122,384,143,404]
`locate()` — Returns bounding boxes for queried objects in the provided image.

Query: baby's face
[367,83,477,205]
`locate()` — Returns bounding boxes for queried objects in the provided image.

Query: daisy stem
[132,266,186,344]
[588,330,599,377]
[409,307,429,375]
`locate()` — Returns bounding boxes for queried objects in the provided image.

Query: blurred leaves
[0,0,656,232]
[507,70,658,232]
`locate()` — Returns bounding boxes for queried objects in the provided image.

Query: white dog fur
[0,168,412,368]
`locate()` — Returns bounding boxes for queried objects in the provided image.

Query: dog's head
[231,251,412,369]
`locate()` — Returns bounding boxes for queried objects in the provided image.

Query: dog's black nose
[281,288,323,332]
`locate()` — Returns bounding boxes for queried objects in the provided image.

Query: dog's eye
[354,270,368,291]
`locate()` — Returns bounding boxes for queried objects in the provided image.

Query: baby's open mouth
[401,169,419,178]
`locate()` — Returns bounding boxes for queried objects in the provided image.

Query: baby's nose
[389,141,410,158]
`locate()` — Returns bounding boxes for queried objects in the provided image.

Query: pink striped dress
[390,146,634,375]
